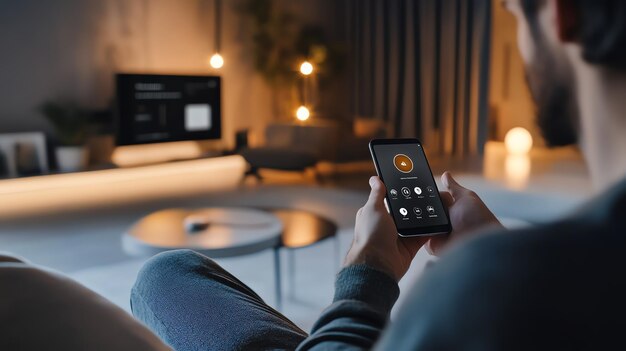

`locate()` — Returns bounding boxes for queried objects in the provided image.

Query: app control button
[393,154,414,173]
[413,207,422,216]
[414,186,422,195]
[401,187,411,197]
[389,189,398,197]
[399,208,408,216]
[426,205,435,214]
[426,186,435,194]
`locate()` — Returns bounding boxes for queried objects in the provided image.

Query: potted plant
[39,101,92,172]
[238,0,344,120]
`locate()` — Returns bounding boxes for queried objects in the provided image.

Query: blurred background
[0,0,588,330]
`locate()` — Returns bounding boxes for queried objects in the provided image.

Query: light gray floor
[1,184,369,331]
[0,176,588,331]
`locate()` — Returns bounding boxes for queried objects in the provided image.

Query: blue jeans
[131,250,308,350]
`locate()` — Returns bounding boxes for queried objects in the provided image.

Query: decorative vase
[55,146,88,173]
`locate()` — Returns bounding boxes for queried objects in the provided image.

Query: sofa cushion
[0,262,171,350]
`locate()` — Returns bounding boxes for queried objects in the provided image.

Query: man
[2,0,623,349]
[130,0,626,349]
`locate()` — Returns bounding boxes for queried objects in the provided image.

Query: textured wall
[0,0,344,148]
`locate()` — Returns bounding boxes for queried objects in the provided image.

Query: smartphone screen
[369,138,451,237]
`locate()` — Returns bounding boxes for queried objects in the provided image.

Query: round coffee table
[269,208,339,302]
[122,208,283,258]
[122,207,338,310]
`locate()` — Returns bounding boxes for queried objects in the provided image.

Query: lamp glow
[296,106,310,121]
[209,53,224,69]
[300,61,313,75]
[505,154,531,189]
[505,127,533,155]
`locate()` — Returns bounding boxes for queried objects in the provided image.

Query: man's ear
[555,0,580,42]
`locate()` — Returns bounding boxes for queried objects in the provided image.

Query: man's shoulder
[427,218,620,295]
[385,219,626,349]
[462,175,626,262]
[446,218,602,265]
[438,222,566,269]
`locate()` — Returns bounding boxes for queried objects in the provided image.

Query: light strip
[0,155,245,196]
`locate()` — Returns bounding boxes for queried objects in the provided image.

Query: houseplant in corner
[39,101,92,172]
[238,0,344,120]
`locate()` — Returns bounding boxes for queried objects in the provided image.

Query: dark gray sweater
[297,178,626,350]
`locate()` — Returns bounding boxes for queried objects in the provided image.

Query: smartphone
[369,138,451,237]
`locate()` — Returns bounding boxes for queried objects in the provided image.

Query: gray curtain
[346,0,491,156]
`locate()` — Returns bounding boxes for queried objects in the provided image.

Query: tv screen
[115,73,221,146]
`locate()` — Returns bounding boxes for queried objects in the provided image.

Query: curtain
[346,0,491,156]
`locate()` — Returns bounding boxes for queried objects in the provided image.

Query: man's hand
[345,173,503,281]
[427,172,504,255]
[344,176,428,282]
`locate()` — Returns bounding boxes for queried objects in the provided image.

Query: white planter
[56,146,88,173]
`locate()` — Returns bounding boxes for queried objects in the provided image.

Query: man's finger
[426,235,448,256]
[355,207,364,222]
[366,176,387,208]
[441,172,470,199]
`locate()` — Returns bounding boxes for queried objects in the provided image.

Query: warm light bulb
[209,53,224,69]
[296,106,310,121]
[505,127,533,155]
[300,61,313,75]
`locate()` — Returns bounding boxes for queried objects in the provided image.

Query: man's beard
[525,46,579,147]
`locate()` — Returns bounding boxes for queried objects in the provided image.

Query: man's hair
[522,0,626,69]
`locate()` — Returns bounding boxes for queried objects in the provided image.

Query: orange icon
[393,154,413,173]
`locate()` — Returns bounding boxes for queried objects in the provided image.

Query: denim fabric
[131,250,308,350]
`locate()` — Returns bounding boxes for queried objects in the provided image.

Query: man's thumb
[367,176,386,207]
[441,172,469,198]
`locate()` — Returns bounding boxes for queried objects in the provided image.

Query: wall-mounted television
[115,73,221,146]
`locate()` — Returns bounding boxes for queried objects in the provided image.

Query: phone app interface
[373,143,449,230]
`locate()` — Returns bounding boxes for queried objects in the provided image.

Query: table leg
[288,249,295,299]
[273,247,282,311]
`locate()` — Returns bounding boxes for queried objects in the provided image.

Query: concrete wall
[0,0,344,148]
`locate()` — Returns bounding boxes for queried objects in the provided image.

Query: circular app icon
[414,186,422,195]
[393,154,414,173]
[413,207,422,216]
[389,189,398,197]
[401,187,411,197]
[399,208,408,216]
[426,205,435,214]
[426,186,435,194]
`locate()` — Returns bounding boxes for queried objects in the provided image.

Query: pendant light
[208,0,223,69]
